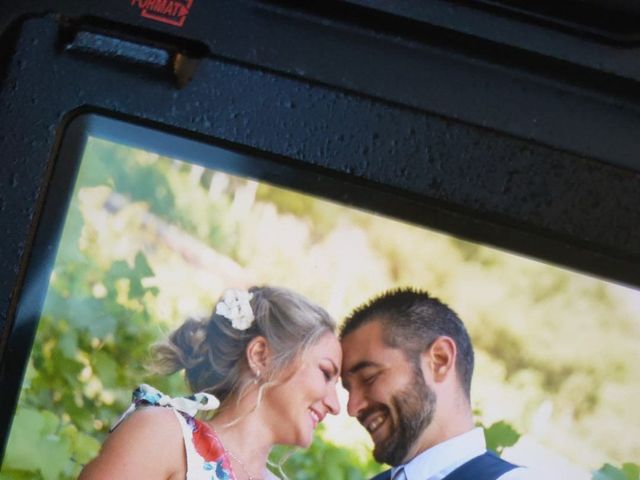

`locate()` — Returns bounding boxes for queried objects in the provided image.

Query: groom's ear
[246,335,271,373]
[422,336,456,384]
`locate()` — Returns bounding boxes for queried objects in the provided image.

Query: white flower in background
[215,289,254,330]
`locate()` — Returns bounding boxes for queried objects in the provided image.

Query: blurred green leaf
[3,408,49,470]
[3,409,71,480]
[270,425,383,480]
[44,291,117,339]
[623,464,640,480]
[57,327,78,359]
[483,421,521,455]
[592,463,640,480]
[93,350,119,387]
[0,470,35,480]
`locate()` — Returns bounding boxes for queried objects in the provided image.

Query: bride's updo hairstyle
[152,286,335,410]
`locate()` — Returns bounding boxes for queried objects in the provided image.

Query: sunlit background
[2,137,638,480]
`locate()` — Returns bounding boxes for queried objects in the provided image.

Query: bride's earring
[254,370,261,384]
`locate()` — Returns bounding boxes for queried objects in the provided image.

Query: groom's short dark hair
[340,288,474,399]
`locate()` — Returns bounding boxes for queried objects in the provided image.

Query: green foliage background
[1,138,638,480]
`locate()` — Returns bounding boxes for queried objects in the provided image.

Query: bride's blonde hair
[151,286,335,412]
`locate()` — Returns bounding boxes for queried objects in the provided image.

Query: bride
[79,286,342,480]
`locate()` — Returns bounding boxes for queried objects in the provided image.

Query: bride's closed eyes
[320,360,340,383]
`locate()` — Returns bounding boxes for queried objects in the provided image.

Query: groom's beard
[373,371,436,466]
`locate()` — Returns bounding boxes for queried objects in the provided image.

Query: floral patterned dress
[112,384,236,480]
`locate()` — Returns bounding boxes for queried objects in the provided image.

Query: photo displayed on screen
[1,116,638,480]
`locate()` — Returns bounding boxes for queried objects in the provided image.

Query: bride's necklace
[212,428,264,480]
[224,446,263,480]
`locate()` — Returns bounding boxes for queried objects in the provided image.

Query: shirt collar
[390,427,487,480]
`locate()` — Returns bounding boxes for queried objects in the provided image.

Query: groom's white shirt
[389,427,538,480]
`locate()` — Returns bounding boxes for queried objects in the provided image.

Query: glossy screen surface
[1,115,638,480]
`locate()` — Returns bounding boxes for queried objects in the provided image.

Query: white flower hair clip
[215,289,255,330]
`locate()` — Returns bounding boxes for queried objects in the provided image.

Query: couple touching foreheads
[80,286,535,480]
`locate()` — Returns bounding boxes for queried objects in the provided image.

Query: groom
[340,288,531,480]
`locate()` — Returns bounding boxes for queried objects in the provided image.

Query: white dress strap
[112,384,234,480]
[111,383,219,431]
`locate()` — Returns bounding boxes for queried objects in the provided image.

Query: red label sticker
[130,0,193,27]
